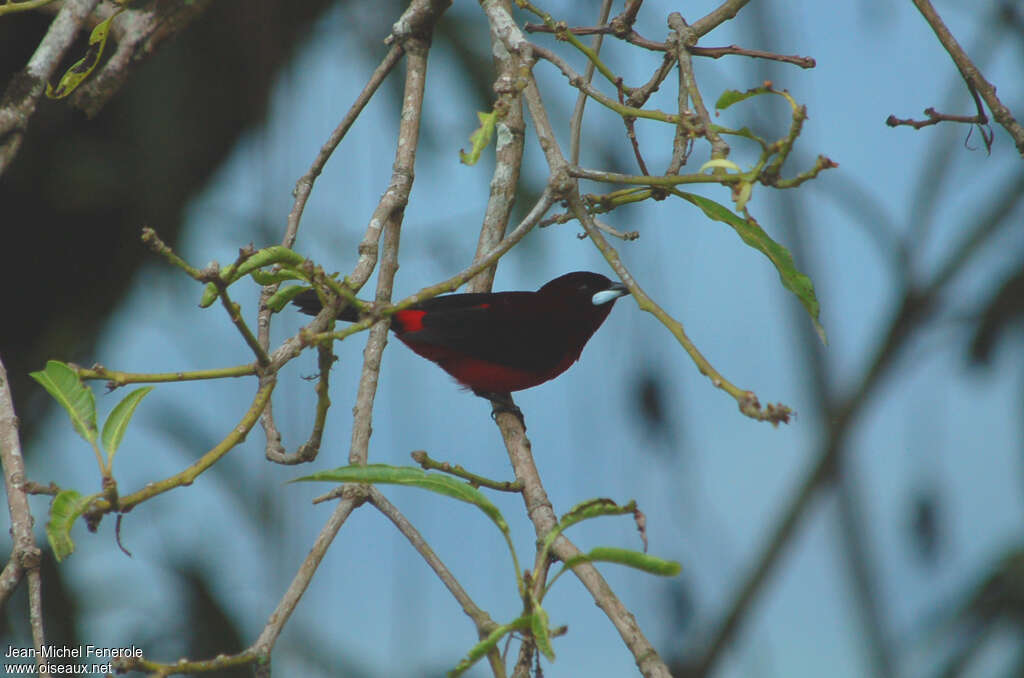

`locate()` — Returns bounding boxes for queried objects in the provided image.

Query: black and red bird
[293,271,629,401]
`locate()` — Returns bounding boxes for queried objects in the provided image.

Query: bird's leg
[474,390,526,429]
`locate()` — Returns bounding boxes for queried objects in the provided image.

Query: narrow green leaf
[560,546,682,577]
[678,191,826,343]
[30,361,97,443]
[199,246,308,308]
[448,616,530,677]
[45,9,122,99]
[531,605,556,662]
[228,246,306,284]
[699,158,742,173]
[101,386,154,465]
[266,284,311,312]
[734,181,754,212]
[294,464,509,534]
[198,277,221,308]
[715,85,771,111]
[46,490,96,562]
[251,269,306,286]
[542,498,636,554]
[459,111,497,166]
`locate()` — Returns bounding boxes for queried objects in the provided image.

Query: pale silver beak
[592,283,629,306]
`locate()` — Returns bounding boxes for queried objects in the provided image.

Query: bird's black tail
[292,289,360,322]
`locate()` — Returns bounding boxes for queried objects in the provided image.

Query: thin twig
[369,488,505,676]
[350,34,430,466]
[668,12,729,164]
[411,450,523,491]
[896,0,1024,155]
[0,355,49,677]
[260,43,406,462]
[250,487,367,658]
[689,44,815,68]
[283,44,405,252]
[569,0,614,165]
[0,0,101,176]
[73,362,258,387]
[470,4,528,293]
[617,77,651,175]
[886,106,986,130]
[525,23,815,68]
[84,380,275,517]
[530,44,678,124]
[688,0,752,37]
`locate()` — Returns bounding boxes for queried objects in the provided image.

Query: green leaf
[678,191,826,343]
[449,616,530,677]
[542,498,636,554]
[266,284,311,312]
[459,111,497,166]
[251,269,306,286]
[715,85,771,111]
[560,546,682,577]
[199,246,307,308]
[198,275,222,308]
[30,361,97,443]
[699,158,742,173]
[46,490,96,562]
[294,464,510,535]
[45,8,123,99]
[101,386,153,466]
[531,605,555,661]
[228,246,306,284]
[734,181,753,212]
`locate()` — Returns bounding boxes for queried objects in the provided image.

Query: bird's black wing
[402,292,559,370]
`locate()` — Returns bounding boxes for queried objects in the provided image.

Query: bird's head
[538,271,630,308]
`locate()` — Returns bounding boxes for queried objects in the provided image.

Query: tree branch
[896,0,1024,155]
[0,355,49,677]
[0,0,101,176]
[369,488,505,677]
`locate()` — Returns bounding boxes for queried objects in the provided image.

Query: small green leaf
[251,269,306,286]
[294,464,510,534]
[560,546,682,577]
[267,284,311,312]
[46,490,96,562]
[699,158,742,173]
[228,246,306,284]
[101,386,153,465]
[715,85,771,111]
[199,246,308,308]
[531,604,556,661]
[198,275,222,308]
[542,498,636,554]
[734,181,754,212]
[449,616,530,677]
[30,361,97,443]
[459,111,497,166]
[45,8,123,99]
[678,192,826,343]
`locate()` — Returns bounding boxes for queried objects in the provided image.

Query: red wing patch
[393,309,427,333]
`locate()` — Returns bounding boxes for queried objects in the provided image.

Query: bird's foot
[474,390,526,430]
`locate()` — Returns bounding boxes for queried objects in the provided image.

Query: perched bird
[293,271,629,405]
